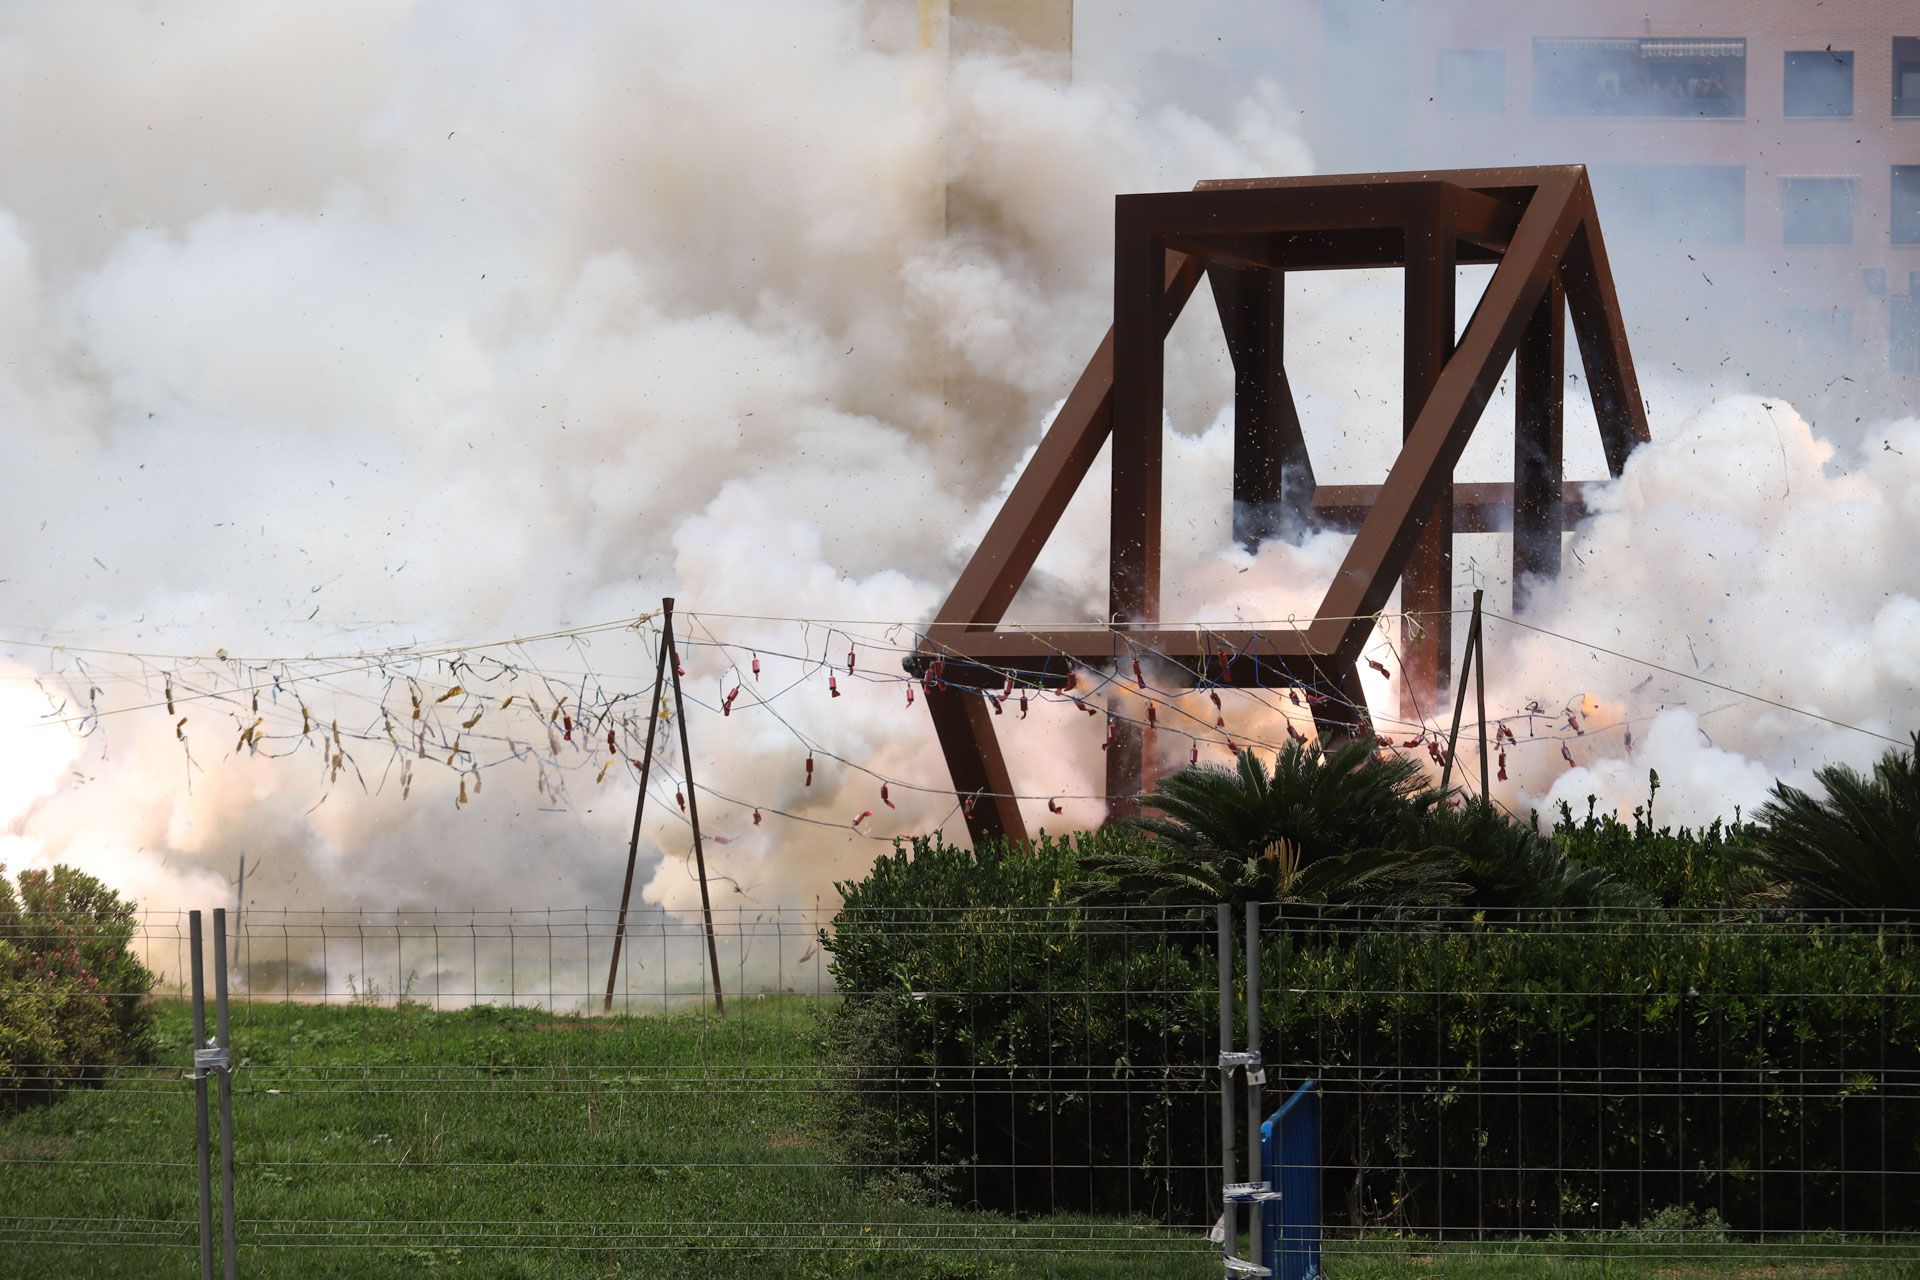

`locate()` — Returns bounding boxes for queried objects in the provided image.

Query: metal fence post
[1245,906,1264,1262]
[213,907,238,1279]
[189,910,214,1280]
[1217,903,1236,1264]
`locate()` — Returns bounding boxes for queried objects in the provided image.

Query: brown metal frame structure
[910,166,1650,849]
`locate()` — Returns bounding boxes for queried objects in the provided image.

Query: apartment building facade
[1293,1,1920,424]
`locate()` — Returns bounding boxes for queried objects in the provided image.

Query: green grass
[3,996,1917,1278]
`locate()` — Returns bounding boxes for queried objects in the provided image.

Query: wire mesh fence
[5,904,1231,1277]
[6,899,1920,1277]
[1259,903,1920,1271]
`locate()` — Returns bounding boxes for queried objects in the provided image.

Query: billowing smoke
[1,1,1916,930]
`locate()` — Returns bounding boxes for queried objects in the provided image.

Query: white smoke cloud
[0,0,1312,914]
[2,1,1916,929]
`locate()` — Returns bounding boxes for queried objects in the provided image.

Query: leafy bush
[0,864,157,1110]
[822,832,1219,1220]
[1268,908,1920,1236]
[1547,792,1758,908]
[823,834,1920,1238]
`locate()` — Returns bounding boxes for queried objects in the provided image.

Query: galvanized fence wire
[11,902,1920,1276]
[1256,902,1920,1267]
[1,904,1233,1276]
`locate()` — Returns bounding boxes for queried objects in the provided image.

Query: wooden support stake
[663,599,726,1015]
[1440,589,1486,798]
[603,625,670,1013]
[1474,590,1490,803]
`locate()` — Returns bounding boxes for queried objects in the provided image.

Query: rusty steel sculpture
[909,165,1650,848]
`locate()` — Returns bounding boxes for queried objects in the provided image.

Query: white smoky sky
[0,1,1916,929]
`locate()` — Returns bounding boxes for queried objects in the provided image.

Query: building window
[1597,164,1746,244]
[1534,37,1745,118]
[1897,39,1920,117]
[1895,166,1920,244]
[1784,49,1853,117]
[1437,49,1505,114]
[1786,306,1852,361]
[1781,178,1855,244]
[1893,298,1920,373]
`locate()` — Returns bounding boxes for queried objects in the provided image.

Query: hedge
[821,833,1920,1236]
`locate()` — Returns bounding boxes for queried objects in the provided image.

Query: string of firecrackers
[671,611,1663,833]
[30,621,1643,839]
[16,608,1745,845]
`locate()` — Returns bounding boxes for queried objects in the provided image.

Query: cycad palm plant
[1072,740,1468,908]
[1741,733,1920,911]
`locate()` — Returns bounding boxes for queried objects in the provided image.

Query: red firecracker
[751,655,761,681]
[1048,797,1063,815]
[853,810,872,827]
[675,788,686,811]
[1132,658,1145,688]
[1146,703,1157,727]
[905,685,915,707]
[1367,658,1392,680]
[1496,749,1508,782]
[804,753,814,787]
[721,687,740,717]
[1561,743,1577,766]
[1190,742,1199,766]
[1018,692,1028,719]
[847,649,855,675]
[1567,712,1582,735]
[607,729,618,754]
[752,809,762,826]
[828,675,840,698]
[881,784,895,809]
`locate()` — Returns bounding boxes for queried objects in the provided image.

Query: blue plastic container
[1259,1078,1322,1280]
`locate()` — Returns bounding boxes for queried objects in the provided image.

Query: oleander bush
[0,864,157,1111]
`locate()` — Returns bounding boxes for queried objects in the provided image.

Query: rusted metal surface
[911,166,1650,848]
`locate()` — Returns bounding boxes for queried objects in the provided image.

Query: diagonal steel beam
[1311,168,1586,667]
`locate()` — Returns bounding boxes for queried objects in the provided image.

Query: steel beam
[1211,266,1312,549]
[911,166,1646,847]
[925,687,1025,847]
[1514,277,1566,608]
[1399,188,1457,722]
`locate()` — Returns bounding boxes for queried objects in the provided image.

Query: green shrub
[0,864,157,1110]
[1546,793,1758,908]
[1267,907,1920,1236]
[823,836,1920,1238]
[822,832,1219,1221]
